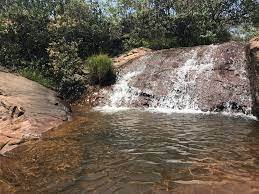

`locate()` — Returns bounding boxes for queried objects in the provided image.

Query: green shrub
[86,54,116,86]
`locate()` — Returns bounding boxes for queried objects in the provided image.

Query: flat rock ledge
[0,72,70,154]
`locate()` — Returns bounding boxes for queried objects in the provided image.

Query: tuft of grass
[86,54,116,86]
[19,67,56,89]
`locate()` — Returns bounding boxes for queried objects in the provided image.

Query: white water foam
[95,60,147,112]
[95,106,257,120]
[109,71,142,107]
[150,45,217,111]
[95,45,257,120]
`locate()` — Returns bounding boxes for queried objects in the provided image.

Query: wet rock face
[248,37,259,118]
[99,41,255,115]
[0,72,70,154]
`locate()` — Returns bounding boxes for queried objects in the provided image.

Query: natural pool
[1,109,259,193]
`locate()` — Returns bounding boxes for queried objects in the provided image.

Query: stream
[1,108,259,193]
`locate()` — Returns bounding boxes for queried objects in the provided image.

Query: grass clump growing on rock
[86,55,116,86]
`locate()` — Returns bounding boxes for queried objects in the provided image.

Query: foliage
[47,38,87,100]
[230,25,259,41]
[48,39,82,81]
[0,0,258,101]
[113,0,257,50]
[58,79,86,102]
[86,55,115,85]
[47,1,113,58]
[19,67,56,89]
[172,13,231,47]
[0,2,49,68]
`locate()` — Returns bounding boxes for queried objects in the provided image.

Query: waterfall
[150,45,217,112]
[96,58,147,111]
[96,42,255,118]
[108,69,144,107]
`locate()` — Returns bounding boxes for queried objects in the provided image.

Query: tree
[0,0,258,100]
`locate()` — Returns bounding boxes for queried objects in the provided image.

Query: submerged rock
[98,41,258,117]
[0,72,70,154]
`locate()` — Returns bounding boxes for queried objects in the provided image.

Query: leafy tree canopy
[0,0,258,99]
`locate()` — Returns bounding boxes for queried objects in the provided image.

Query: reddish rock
[249,37,259,50]
[0,72,70,154]
[113,47,152,68]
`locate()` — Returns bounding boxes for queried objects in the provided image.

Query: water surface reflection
[1,110,259,193]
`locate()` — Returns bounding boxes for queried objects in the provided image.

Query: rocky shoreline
[1,38,258,155]
[0,72,71,154]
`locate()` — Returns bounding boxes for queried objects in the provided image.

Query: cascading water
[98,57,147,111]
[150,45,217,112]
[97,42,255,118]
[102,70,143,110]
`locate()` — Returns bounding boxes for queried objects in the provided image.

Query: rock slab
[248,37,259,118]
[0,72,70,154]
[98,41,256,116]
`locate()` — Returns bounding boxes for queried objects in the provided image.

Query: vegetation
[86,55,115,86]
[0,0,258,101]
[19,67,56,89]
[230,25,259,41]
